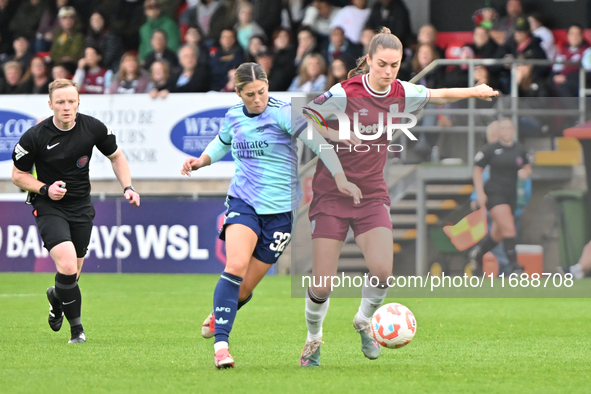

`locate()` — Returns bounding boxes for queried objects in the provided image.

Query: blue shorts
[219,196,295,264]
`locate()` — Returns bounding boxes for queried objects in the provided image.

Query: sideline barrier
[0,195,230,273]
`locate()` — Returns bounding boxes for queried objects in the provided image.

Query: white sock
[305,288,330,341]
[356,281,388,325]
[570,263,585,279]
[214,341,228,352]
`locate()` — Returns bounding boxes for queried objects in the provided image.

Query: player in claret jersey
[182,63,361,369]
[299,27,499,367]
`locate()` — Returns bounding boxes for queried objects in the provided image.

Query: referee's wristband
[123,185,135,194]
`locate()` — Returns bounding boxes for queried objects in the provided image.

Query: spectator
[184,25,210,66]
[281,0,306,33]
[252,0,285,40]
[326,55,354,89]
[409,43,445,162]
[514,54,551,140]
[235,1,266,52]
[491,0,523,45]
[365,0,412,47]
[110,0,144,52]
[255,48,274,84]
[359,27,375,56]
[167,44,210,93]
[180,0,221,39]
[209,28,243,91]
[35,0,70,53]
[205,0,241,45]
[17,56,50,94]
[9,0,45,42]
[0,0,16,56]
[245,35,267,63]
[320,26,360,66]
[49,7,85,67]
[553,24,588,98]
[528,13,557,60]
[51,62,71,80]
[469,25,502,59]
[143,29,179,71]
[73,46,112,94]
[85,11,124,71]
[4,36,33,75]
[288,52,327,93]
[0,61,23,94]
[503,16,547,81]
[108,51,152,93]
[148,59,171,98]
[415,24,444,59]
[516,56,550,98]
[270,27,296,91]
[329,0,371,44]
[301,0,341,40]
[220,67,236,92]
[139,0,180,63]
[295,26,318,68]
[445,45,474,88]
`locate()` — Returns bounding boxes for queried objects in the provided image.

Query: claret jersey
[307,74,430,205]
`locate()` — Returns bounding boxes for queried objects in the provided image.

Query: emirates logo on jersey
[77,155,89,168]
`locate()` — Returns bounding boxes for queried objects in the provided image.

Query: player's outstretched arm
[107,149,140,207]
[181,155,212,177]
[428,84,499,105]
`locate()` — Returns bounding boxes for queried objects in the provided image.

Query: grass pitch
[0,273,589,394]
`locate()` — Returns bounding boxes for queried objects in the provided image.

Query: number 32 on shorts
[269,231,291,255]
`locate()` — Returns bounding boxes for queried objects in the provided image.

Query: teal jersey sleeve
[202,112,233,163]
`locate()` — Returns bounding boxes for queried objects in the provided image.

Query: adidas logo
[215,317,229,325]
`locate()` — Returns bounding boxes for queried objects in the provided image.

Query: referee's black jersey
[475,142,529,195]
[12,113,118,203]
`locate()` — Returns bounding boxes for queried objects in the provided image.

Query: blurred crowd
[0,0,589,100]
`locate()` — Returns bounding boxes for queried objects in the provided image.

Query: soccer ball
[370,303,417,349]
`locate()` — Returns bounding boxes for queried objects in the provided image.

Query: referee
[11,79,140,343]
[469,118,531,275]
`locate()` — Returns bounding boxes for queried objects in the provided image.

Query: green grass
[0,274,590,394]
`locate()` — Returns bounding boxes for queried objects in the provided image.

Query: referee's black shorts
[485,190,517,213]
[32,196,95,258]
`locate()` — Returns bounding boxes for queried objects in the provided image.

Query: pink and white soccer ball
[370,303,417,349]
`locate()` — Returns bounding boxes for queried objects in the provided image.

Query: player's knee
[310,285,331,299]
[224,258,250,278]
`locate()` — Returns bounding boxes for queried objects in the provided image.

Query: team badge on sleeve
[107,126,114,135]
[313,91,333,105]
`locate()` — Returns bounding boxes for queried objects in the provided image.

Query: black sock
[476,234,499,260]
[237,293,253,310]
[54,273,82,329]
[503,237,520,268]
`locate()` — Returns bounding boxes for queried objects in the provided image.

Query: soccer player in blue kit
[181,62,361,368]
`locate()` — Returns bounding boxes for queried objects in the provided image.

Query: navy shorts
[219,196,294,264]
